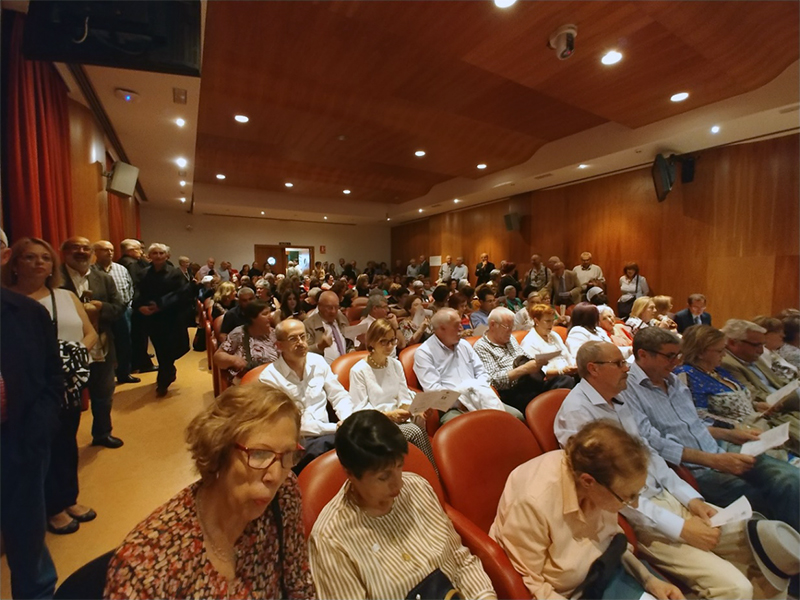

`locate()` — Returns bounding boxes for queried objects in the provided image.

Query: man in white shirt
[304,290,353,364]
[195,257,216,281]
[406,258,420,278]
[414,308,519,424]
[450,256,468,284]
[259,319,355,472]
[573,251,605,291]
[438,255,453,283]
[555,341,774,599]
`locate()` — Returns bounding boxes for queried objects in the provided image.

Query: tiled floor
[1,347,215,597]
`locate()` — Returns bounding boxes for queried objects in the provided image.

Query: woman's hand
[645,577,685,600]
[230,356,248,371]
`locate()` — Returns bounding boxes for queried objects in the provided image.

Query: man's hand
[521,358,542,375]
[318,331,333,350]
[712,452,756,475]
[687,498,717,522]
[386,313,400,330]
[138,302,158,316]
[680,516,720,551]
[645,577,685,600]
[385,409,411,423]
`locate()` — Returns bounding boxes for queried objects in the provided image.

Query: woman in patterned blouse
[104,385,316,599]
[214,301,279,385]
[309,410,496,600]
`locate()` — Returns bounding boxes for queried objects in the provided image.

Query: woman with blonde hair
[626,296,671,335]
[652,296,678,331]
[105,385,316,599]
[211,281,237,319]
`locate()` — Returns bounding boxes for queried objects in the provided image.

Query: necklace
[367,354,387,369]
[196,488,238,566]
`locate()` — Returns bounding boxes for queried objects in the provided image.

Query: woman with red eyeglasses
[104,385,316,599]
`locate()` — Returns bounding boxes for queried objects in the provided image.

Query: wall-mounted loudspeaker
[107,161,139,198]
[681,157,695,183]
[504,212,521,231]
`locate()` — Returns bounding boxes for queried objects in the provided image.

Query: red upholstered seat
[524,388,570,453]
[296,445,443,538]
[398,343,440,437]
[512,330,527,344]
[240,363,270,385]
[553,325,568,342]
[345,306,364,324]
[330,351,368,390]
[464,335,481,346]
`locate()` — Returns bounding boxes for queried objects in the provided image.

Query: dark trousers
[130,310,153,372]
[498,373,576,413]
[113,307,133,380]
[293,434,336,474]
[88,359,116,439]
[1,428,58,599]
[45,405,81,517]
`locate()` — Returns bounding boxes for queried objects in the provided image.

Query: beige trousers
[633,492,782,600]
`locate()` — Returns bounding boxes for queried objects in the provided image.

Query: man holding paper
[474,307,574,413]
[413,308,523,424]
[621,328,799,532]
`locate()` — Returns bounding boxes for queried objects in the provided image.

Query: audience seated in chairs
[754,315,799,382]
[213,300,279,386]
[566,302,613,359]
[470,287,496,329]
[546,261,581,308]
[304,290,354,365]
[357,294,406,353]
[413,308,523,424]
[448,291,474,337]
[308,410,496,600]
[259,319,355,472]
[520,303,578,383]
[503,285,524,313]
[627,296,674,335]
[778,310,800,370]
[219,287,255,343]
[555,340,785,599]
[674,294,712,333]
[399,294,432,346]
[279,289,306,322]
[599,306,634,351]
[492,420,683,600]
[210,281,236,320]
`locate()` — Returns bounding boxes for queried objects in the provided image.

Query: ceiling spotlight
[415,150,426,157]
[453,199,460,203]
[477,163,487,169]
[324,216,328,220]
[176,157,188,168]
[601,50,622,65]
[260,211,265,215]
[234,115,249,123]
[418,208,423,213]
[175,118,186,127]
[494,0,517,7]
[386,217,391,221]
[179,180,186,187]
[578,164,589,169]
[711,125,720,134]
[216,174,226,180]
[670,92,689,102]
[343,189,351,194]
[179,197,186,203]
[285,182,294,188]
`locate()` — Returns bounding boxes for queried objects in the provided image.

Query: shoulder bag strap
[49,288,59,333]
[271,497,287,600]
[634,275,639,294]
[243,326,254,369]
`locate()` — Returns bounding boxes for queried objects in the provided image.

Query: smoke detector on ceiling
[114,88,140,103]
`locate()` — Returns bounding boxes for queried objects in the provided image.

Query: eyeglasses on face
[592,359,628,369]
[378,337,398,346]
[234,443,305,470]
[648,350,683,361]
[739,339,764,348]
[284,333,307,344]
[495,322,512,331]
[596,479,647,507]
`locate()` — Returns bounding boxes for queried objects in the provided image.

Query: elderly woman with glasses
[309,410,495,600]
[105,385,316,599]
[491,420,683,600]
[349,319,436,470]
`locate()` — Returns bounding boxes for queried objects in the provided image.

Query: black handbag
[51,290,90,409]
[617,276,639,319]
[572,533,628,600]
[405,569,462,600]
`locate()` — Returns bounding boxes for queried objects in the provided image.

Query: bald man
[303,290,353,364]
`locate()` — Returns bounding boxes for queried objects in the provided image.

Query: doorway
[254,245,315,276]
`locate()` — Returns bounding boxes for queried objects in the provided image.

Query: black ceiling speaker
[681,156,696,183]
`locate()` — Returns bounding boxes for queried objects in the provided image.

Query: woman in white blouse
[626,297,673,335]
[565,302,612,359]
[349,319,436,469]
[618,262,649,319]
[520,303,578,381]
[309,410,496,600]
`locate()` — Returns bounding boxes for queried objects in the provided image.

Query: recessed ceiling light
[234,114,249,123]
[285,182,294,188]
[179,197,186,203]
[477,163,487,169]
[260,211,265,215]
[324,216,328,220]
[175,118,186,127]
[415,150,426,157]
[494,0,517,7]
[578,164,589,169]
[216,174,226,180]
[453,199,460,203]
[601,50,622,65]
[176,157,187,168]
[418,208,423,213]
[670,92,689,102]
[179,180,186,187]
[343,189,351,194]
[386,217,391,221]
[711,125,720,134]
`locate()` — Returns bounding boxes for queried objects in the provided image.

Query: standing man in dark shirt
[219,286,255,343]
[119,238,156,373]
[0,231,61,598]
[475,252,495,286]
[133,243,193,397]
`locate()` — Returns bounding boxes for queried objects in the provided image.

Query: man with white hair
[133,243,194,397]
[438,255,453,283]
[304,290,353,364]
[406,257,420,278]
[450,256,468,284]
[414,308,521,424]
[573,251,605,292]
[195,257,216,281]
[118,239,154,373]
[474,308,574,412]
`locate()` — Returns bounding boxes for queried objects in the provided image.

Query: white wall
[140,207,392,271]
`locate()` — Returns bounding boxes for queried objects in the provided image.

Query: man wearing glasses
[555,341,772,599]
[259,319,355,472]
[621,327,799,532]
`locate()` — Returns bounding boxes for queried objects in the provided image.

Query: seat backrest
[463,335,481,346]
[54,550,115,600]
[553,325,568,342]
[297,445,443,537]
[212,315,225,339]
[398,343,421,389]
[524,388,570,453]
[240,363,271,385]
[345,306,364,324]
[512,330,527,344]
[330,351,368,390]
[433,410,541,532]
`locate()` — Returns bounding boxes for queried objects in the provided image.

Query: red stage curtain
[5,11,73,246]
[108,191,126,257]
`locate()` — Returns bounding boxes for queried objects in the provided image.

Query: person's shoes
[117,376,141,384]
[47,518,79,535]
[91,435,124,449]
[156,387,169,398]
[66,507,97,522]
[138,365,159,373]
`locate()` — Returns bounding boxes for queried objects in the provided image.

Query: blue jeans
[696,444,799,530]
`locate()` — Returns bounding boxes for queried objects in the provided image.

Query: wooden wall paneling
[68,100,106,242]
[772,255,800,316]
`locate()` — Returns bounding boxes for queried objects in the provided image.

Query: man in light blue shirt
[469,287,495,330]
[621,328,799,531]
